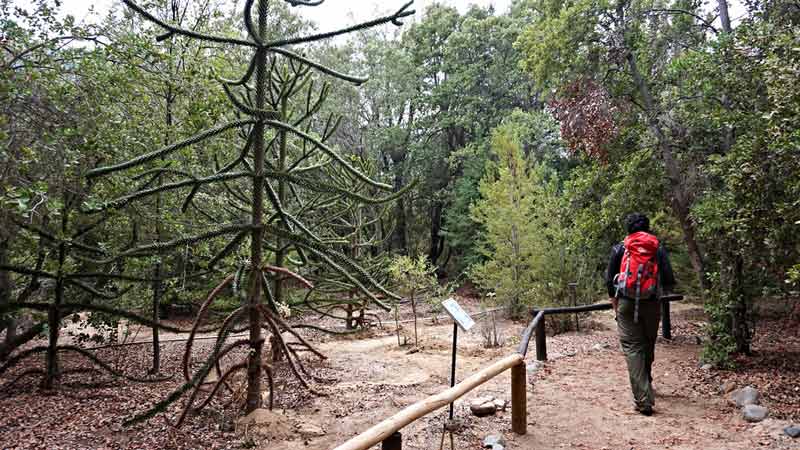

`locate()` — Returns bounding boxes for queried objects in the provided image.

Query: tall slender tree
[87,0,415,425]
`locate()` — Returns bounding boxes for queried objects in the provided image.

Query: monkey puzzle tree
[86,0,415,425]
[299,155,400,332]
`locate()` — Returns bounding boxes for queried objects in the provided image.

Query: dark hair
[624,213,650,234]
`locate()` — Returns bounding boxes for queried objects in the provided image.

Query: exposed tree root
[181,275,236,383]
[58,346,171,383]
[194,361,248,412]
[0,368,46,392]
[0,345,48,377]
[260,308,327,397]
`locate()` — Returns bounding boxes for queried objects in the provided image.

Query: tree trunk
[270,79,290,361]
[718,0,732,34]
[151,262,162,373]
[730,254,751,354]
[245,0,268,414]
[45,240,66,389]
[150,0,181,375]
[625,50,708,292]
[394,303,401,346]
[428,201,445,267]
[411,290,418,346]
[390,157,407,253]
[151,163,164,373]
[0,238,16,351]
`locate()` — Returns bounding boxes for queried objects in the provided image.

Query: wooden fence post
[511,361,527,435]
[535,315,547,361]
[381,432,402,450]
[661,300,671,340]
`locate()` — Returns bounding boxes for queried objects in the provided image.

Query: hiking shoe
[636,405,654,416]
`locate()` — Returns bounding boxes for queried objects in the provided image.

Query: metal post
[511,361,527,435]
[661,299,671,340]
[535,315,547,361]
[381,431,402,450]
[449,322,458,420]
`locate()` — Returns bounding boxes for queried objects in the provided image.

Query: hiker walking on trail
[606,213,676,416]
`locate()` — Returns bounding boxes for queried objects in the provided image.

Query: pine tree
[469,125,562,318]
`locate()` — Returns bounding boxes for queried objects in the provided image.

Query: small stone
[719,381,737,394]
[700,363,713,371]
[484,433,507,448]
[202,371,219,384]
[785,425,800,438]
[564,350,577,357]
[592,343,610,351]
[492,399,507,411]
[742,404,768,423]
[297,423,325,437]
[470,398,497,417]
[220,417,235,432]
[526,361,544,374]
[731,386,760,407]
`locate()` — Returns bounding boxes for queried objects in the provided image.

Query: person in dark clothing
[606,213,676,416]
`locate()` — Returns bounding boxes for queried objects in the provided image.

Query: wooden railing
[530,294,684,361]
[333,295,683,450]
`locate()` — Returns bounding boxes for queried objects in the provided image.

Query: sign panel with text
[441,298,475,331]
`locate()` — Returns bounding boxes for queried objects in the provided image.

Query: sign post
[441,298,475,421]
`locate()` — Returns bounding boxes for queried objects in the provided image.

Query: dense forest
[1,0,799,447]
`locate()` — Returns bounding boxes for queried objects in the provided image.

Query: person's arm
[606,243,623,298]
[657,245,676,294]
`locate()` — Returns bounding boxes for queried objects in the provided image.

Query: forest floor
[0,295,798,449]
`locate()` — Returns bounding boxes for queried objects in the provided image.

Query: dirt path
[3,300,795,449]
[264,302,794,450]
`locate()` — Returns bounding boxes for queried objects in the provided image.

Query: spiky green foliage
[88,0,415,425]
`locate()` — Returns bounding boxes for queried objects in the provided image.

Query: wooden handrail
[332,353,524,450]
[517,310,544,356]
[529,294,683,316]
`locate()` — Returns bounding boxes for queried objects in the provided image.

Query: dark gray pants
[617,298,661,409]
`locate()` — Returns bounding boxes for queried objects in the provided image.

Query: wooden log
[535,316,547,361]
[332,353,524,450]
[511,361,527,435]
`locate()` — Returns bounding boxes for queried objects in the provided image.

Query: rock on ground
[484,433,506,448]
[742,404,769,423]
[296,423,325,437]
[470,397,498,417]
[719,380,737,394]
[526,361,544,375]
[785,425,800,438]
[731,386,760,407]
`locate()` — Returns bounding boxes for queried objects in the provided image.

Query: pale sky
[58,0,515,29]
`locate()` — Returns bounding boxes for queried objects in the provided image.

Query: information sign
[441,298,475,332]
